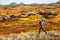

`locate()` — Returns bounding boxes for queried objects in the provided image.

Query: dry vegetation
[0,31,60,40]
[0,3,60,36]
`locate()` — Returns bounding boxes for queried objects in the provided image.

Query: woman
[38,18,47,35]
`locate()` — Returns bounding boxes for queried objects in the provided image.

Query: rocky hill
[56,0,60,4]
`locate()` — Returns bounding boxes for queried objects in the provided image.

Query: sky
[0,0,59,5]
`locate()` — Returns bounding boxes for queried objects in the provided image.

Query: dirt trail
[0,30,60,40]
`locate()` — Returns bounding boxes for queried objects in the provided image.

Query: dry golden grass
[0,5,60,35]
[0,14,59,35]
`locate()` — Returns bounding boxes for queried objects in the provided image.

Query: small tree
[43,11,49,19]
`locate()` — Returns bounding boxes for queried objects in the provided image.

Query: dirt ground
[0,30,60,40]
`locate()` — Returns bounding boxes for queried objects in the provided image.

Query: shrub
[43,12,49,19]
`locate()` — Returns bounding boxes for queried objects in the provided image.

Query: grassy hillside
[0,4,60,35]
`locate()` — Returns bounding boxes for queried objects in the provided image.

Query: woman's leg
[42,28,47,35]
[38,27,42,35]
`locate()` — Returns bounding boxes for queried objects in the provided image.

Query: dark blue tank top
[39,20,44,27]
